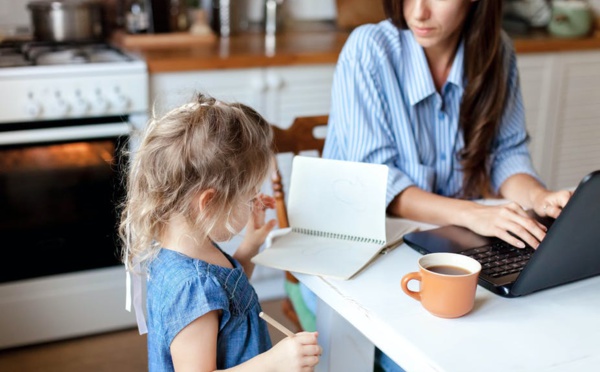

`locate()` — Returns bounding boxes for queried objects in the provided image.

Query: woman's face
[403,0,476,51]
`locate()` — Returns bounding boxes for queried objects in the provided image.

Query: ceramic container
[548,0,593,38]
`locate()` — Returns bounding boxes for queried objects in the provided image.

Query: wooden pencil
[259,311,294,337]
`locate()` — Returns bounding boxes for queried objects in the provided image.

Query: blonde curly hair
[119,93,273,270]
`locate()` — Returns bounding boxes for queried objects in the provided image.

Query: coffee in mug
[401,252,481,318]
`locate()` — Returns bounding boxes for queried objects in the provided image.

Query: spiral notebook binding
[293,227,386,246]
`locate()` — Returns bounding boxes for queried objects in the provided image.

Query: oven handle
[0,122,131,146]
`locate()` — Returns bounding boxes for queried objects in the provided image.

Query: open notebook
[252,156,419,280]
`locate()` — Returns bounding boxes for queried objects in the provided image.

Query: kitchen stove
[0,40,147,124]
[0,39,148,349]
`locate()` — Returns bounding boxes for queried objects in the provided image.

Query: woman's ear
[197,189,216,211]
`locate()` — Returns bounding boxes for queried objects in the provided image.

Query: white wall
[590,0,600,15]
[0,0,29,29]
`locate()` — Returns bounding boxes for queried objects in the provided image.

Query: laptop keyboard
[460,241,535,278]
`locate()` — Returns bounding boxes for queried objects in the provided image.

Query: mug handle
[401,272,422,302]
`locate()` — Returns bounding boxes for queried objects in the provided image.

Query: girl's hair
[383,1,506,198]
[119,93,273,269]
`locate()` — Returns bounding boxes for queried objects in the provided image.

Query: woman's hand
[265,332,321,372]
[531,189,573,219]
[465,202,548,249]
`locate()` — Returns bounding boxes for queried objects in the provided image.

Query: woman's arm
[388,186,547,248]
[500,173,572,219]
[389,174,572,249]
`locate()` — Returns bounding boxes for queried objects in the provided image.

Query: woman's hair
[383,1,506,198]
[119,93,273,269]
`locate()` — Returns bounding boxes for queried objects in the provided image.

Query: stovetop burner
[0,40,134,68]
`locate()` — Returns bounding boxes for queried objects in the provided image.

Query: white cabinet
[150,64,336,129]
[516,54,554,177]
[518,50,600,190]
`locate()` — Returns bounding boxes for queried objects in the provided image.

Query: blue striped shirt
[323,21,539,205]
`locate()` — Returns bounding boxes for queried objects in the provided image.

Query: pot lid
[27,0,102,10]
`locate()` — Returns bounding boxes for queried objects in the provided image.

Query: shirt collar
[403,31,465,106]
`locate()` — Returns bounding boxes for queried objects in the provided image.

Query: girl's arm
[233,194,277,278]
[170,311,321,372]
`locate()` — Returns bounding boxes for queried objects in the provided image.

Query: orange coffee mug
[401,252,481,318]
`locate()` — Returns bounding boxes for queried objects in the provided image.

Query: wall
[0,0,29,31]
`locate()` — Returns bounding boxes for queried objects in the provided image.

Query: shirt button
[438,112,444,121]
[441,153,447,160]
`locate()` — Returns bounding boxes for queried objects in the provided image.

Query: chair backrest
[271,115,328,229]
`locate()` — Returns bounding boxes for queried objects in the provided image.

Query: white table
[295,238,600,372]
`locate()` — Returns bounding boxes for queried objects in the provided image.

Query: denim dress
[146,247,272,371]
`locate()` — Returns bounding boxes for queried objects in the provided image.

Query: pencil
[259,311,294,337]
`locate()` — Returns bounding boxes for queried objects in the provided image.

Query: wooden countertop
[123,26,600,74]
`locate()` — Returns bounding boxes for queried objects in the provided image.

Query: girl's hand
[235,194,277,278]
[242,194,277,250]
[266,332,321,372]
[465,202,548,249]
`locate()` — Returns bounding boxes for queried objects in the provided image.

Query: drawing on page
[332,177,367,211]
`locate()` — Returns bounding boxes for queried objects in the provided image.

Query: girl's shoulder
[149,249,231,299]
[147,249,236,319]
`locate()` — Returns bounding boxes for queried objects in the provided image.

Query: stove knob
[51,99,71,117]
[95,95,111,113]
[25,101,43,118]
[112,94,132,113]
[72,98,91,116]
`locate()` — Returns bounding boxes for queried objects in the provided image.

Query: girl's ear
[197,189,216,211]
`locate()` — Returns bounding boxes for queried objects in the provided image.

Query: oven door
[0,120,131,283]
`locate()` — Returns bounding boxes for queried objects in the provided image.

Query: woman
[316,1,572,371]
[324,0,571,249]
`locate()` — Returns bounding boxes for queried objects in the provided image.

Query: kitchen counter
[124,26,600,73]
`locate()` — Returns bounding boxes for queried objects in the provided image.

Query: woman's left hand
[532,189,573,219]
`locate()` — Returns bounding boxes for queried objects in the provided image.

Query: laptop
[403,170,600,298]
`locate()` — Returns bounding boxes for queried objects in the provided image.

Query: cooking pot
[27,0,104,42]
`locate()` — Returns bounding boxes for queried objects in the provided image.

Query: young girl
[119,94,321,371]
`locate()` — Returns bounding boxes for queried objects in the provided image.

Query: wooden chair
[270,114,328,332]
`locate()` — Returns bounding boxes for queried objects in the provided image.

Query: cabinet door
[265,64,336,128]
[150,68,266,117]
[516,54,554,179]
[549,52,600,189]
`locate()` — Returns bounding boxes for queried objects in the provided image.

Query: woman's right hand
[266,332,321,372]
[465,202,547,249]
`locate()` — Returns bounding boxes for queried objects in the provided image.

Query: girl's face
[403,0,476,51]
[209,191,259,242]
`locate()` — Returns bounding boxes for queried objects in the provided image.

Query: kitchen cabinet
[150,64,336,129]
[518,50,600,190]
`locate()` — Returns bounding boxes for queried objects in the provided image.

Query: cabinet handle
[266,74,284,90]
[251,78,268,92]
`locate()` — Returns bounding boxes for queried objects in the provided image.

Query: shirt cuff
[386,167,416,207]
